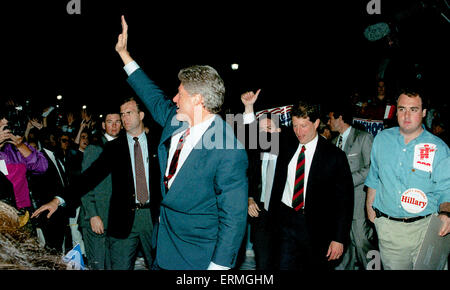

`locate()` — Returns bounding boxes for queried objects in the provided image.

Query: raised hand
[241,89,261,107]
[241,89,261,114]
[30,118,43,130]
[115,15,133,65]
[0,123,11,145]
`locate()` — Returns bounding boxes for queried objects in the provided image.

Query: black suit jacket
[30,148,67,207]
[236,116,279,206]
[64,133,161,239]
[269,131,354,251]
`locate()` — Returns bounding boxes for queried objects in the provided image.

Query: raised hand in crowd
[67,112,75,127]
[0,122,11,146]
[0,119,32,158]
[24,118,44,141]
[241,89,261,114]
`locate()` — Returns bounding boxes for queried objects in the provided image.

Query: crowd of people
[1,16,449,271]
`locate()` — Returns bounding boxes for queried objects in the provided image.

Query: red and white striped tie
[164,128,190,191]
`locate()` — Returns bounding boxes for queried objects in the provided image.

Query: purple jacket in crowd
[0,143,48,209]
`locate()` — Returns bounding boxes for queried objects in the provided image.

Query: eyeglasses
[60,139,69,143]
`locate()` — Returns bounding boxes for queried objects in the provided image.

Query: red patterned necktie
[133,137,149,205]
[164,128,190,191]
[292,145,306,211]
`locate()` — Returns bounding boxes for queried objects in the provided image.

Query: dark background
[1,0,448,116]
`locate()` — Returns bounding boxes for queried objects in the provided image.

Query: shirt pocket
[409,168,432,192]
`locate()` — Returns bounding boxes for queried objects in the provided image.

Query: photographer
[0,102,48,211]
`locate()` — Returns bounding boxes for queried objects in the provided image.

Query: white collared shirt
[243,111,278,209]
[165,115,216,189]
[104,132,116,142]
[281,134,319,208]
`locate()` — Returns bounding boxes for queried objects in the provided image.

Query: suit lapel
[343,127,355,153]
[164,117,219,195]
[306,136,323,191]
[118,135,136,193]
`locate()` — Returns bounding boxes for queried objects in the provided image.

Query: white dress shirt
[104,132,116,142]
[243,112,277,211]
[281,134,319,208]
[165,115,216,189]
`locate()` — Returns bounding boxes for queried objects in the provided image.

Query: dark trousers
[249,206,275,270]
[108,208,153,270]
[278,203,335,271]
[38,208,68,254]
[81,226,111,270]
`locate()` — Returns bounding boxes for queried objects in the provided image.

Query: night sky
[2,0,449,118]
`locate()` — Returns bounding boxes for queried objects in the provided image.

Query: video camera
[0,98,38,137]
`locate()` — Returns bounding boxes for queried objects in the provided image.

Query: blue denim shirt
[365,126,450,218]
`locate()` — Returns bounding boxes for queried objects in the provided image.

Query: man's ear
[314,118,320,130]
[139,111,145,121]
[102,122,106,131]
[193,94,204,106]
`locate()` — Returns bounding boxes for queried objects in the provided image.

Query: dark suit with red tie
[269,131,354,270]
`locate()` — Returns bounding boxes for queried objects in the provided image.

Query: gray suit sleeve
[81,145,103,219]
[351,132,374,187]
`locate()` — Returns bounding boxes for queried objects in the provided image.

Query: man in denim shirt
[365,88,450,270]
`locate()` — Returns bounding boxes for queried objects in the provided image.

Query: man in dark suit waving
[270,100,354,270]
[115,16,248,270]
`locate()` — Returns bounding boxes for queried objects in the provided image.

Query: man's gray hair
[178,65,225,114]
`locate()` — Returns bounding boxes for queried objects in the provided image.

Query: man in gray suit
[326,103,377,270]
[78,111,122,269]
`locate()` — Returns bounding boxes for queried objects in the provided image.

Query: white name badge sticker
[401,188,428,214]
[413,143,436,173]
[0,160,8,176]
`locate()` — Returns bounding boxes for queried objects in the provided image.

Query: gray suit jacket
[78,137,112,230]
[333,127,373,220]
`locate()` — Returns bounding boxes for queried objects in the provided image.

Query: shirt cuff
[123,61,140,76]
[243,112,256,125]
[207,261,230,270]
[55,196,66,207]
